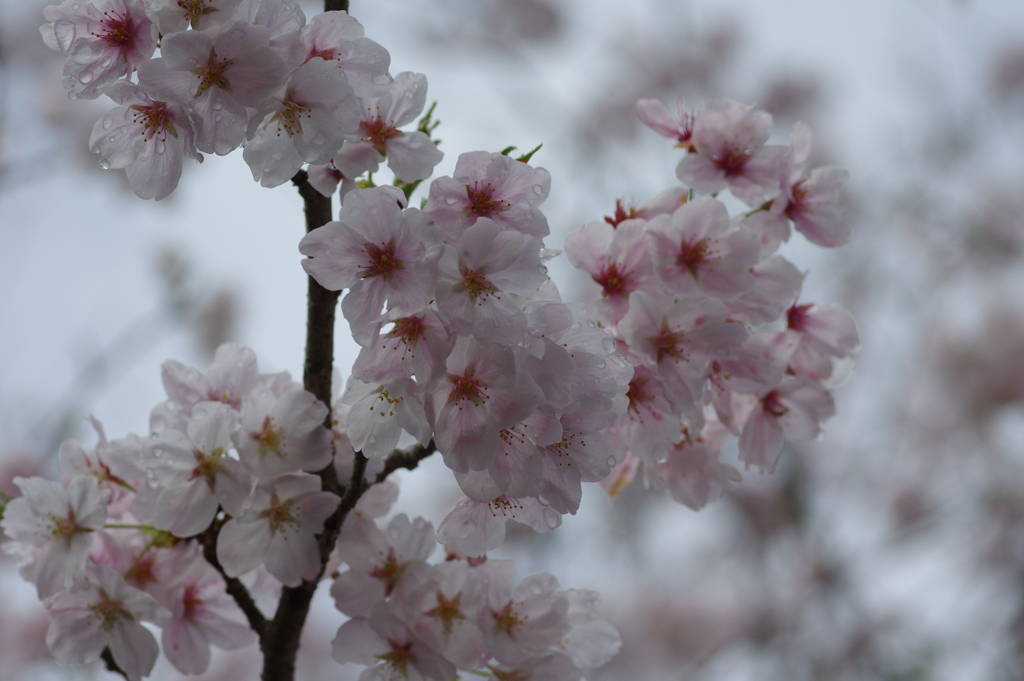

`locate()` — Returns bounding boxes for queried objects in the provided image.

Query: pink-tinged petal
[332,617,387,665]
[266,526,321,586]
[108,618,161,680]
[125,136,185,200]
[385,130,444,182]
[738,406,785,473]
[162,617,212,675]
[154,477,219,538]
[216,518,271,577]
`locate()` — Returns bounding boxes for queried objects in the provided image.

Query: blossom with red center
[299,186,441,345]
[424,150,552,240]
[299,11,392,97]
[738,376,836,473]
[244,58,360,188]
[435,218,545,343]
[332,72,443,182]
[428,338,544,473]
[637,96,695,148]
[233,385,333,478]
[564,219,654,325]
[137,19,289,155]
[41,0,157,100]
[675,98,788,206]
[353,310,454,390]
[646,198,760,298]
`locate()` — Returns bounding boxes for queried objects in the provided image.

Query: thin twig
[201,521,267,636]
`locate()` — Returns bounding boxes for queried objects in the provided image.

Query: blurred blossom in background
[4,0,1024,678]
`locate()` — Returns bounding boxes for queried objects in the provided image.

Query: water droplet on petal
[313,133,325,145]
[79,71,93,84]
[606,456,617,467]
[444,195,459,205]
[152,447,163,458]
[532,185,544,195]
[570,322,582,330]
[230,29,245,40]
[212,101,222,111]
[102,115,114,130]
[155,140,166,155]
[601,337,616,354]
[98,158,110,170]
[68,91,79,101]
[214,114,222,121]
[71,2,80,8]
[586,320,596,328]
[109,136,116,142]
[214,138,234,155]
[536,264,548,275]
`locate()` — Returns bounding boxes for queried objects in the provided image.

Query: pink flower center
[491,601,522,635]
[127,552,158,587]
[604,198,642,227]
[762,390,788,418]
[97,10,135,55]
[424,591,465,635]
[360,118,401,154]
[182,584,203,619]
[128,102,179,142]
[676,237,712,276]
[593,262,632,298]
[271,100,312,138]
[193,52,233,97]
[626,376,663,422]
[190,448,224,487]
[88,590,130,632]
[714,145,753,176]
[652,324,688,363]
[488,494,523,517]
[458,268,499,302]
[375,639,412,676]
[368,548,405,596]
[47,510,84,543]
[466,183,508,217]
[261,494,299,533]
[786,303,813,332]
[256,415,285,458]
[449,372,487,408]
[360,240,402,280]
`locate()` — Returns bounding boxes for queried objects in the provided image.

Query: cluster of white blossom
[16,0,859,678]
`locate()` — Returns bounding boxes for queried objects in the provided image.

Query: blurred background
[4,0,1024,678]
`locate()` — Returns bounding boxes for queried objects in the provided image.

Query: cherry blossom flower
[424,151,551,240]
[233,385,333,478]
[299,10,392,96]
[244,58,360,188]
[352,309,454,391]
[341,377,431,459]
[676,98,787,206]
[636,96,694,147]
[434,218,546,344]
[564,219,655,325]
[332,601,457,681]
[332,513,436,617]
[158,543,257,675]
[738,376,836,473]
[1,475,109,598]
[332,72,443,182]
[146,401,253,538]
[481,568,571,666]
[41,0,157,100]
[427,338,544,473]
[45,564,169,681]
[217,472,339,586]
[646,436,741,510]
[437,495,561,557]
[90,80,201,201]
[299,186,441,345]
[143,0,242,35]
[137,19,288,155]
[645,197,760,297]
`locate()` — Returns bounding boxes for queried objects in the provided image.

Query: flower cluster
[331,511,619,680]
[583,97,859,509]
[2,344,337,677]
[42,0,438,199]
[26,0,858,677]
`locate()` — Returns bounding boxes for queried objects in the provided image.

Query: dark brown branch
[324,0,348,12]
[202,522,267,636]
[376,439,437,484]
[101,648,128,680]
